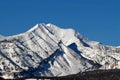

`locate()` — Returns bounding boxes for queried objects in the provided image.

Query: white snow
[27,24,39,32]
[0,23,120,79]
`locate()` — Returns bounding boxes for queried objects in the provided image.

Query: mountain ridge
[0,23,120,79]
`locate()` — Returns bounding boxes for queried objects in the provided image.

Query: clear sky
[0,0,120,46]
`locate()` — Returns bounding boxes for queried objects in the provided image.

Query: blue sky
[0,0,120,46]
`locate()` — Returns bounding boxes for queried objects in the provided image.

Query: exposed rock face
[0,23,120,79]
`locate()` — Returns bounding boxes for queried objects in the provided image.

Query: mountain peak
[27,23,60,33]
[46,23,53,27]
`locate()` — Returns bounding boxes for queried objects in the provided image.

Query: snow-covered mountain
[0,23,120,79]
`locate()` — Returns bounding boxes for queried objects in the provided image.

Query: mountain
[0,23,120,79]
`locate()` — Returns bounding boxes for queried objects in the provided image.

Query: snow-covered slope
[0,23,120,79]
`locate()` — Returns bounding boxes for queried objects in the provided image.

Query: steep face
[0,23,120,79]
